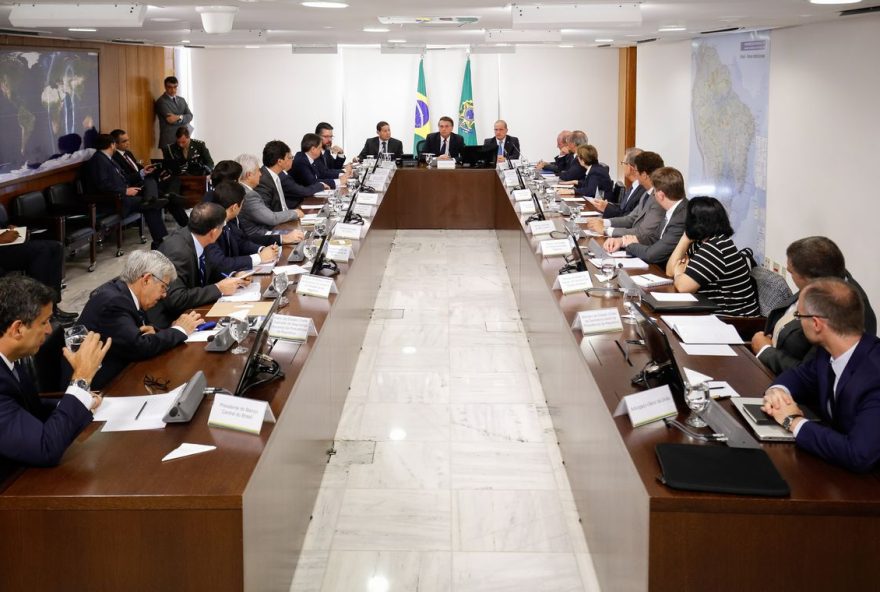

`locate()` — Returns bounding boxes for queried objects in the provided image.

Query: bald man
[482,120,520,162]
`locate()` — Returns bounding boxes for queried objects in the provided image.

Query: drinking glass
[303,242,318,261]
[684,382,711,428]
[568,204,583,233]
[315,220,328,237]
[622,287,642,324]
[600,258,616,287]
[595,188,605,201]
[228,316,250,355]
[272,271,290,308]
[63,324,88,352]
[545,187,558,211]
[423,153,435,167]
[346,176,358,191]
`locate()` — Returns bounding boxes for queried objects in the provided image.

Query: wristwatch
[70,378,91,392]
[782,414,803,432]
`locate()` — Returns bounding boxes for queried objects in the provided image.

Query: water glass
[423,153,435,167]
[272,271,290,308]
[229,316,250,355]
[303,242,318,261]
[346,176,358,191]
[595,188,605,201]
[64,324,88,352]
[684,382,711,428]
[315,220,328,237]
[622,287,641,324]
[600,258,615,287]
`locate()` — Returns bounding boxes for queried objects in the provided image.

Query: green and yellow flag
[457,57,477,145]
[413,57,430,153]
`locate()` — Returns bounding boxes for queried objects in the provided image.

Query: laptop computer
[732,397,821,442]
[617,270,719,313]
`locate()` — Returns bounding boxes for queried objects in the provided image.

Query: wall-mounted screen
[0,48,100,174]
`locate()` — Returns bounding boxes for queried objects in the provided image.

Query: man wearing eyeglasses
[62,250,203,390]
[762,277,880,473]
[315,122,351,186]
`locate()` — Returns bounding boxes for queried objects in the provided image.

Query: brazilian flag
[457,57,477,145]
[413,57,430,153]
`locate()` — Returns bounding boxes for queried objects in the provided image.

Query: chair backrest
[46,182,80,209]
[416,139,427,156]
[610,182,625,204]
[751,266,793,317]
[0,203,8,227]
[31,322,68,393]
[13,191,48,218]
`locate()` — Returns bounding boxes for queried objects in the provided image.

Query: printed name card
[367,174,388,187]
[518,201,537,215]
[572,308,623,335]
[508,159,522,168]
[512,188,532,202]
[333,223,363,240]
[357,193,379,205]
[503,170,519,186]
[538,238,574,257]
[326,244,352,262]
[371,168,391,180]
[436,159,456,169]
[352,203,374,218]
[528,220,557,236]
[613,385,677,427]
[269,314,317,342]
[378,160,396,169]
[553,271,593,294]
[208,393,276,435]
[296,274,338,298]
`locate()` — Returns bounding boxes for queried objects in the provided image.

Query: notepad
[661,315,743,344]
[631,273,674,288]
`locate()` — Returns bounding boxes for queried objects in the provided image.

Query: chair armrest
[11,214,65,242]
[80,191,124,215]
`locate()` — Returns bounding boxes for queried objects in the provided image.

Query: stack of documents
[217,281,262,302]
[588,257,649,270]
[661,315,743,344]
[631,273,673,288]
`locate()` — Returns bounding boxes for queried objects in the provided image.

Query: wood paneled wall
[617,47,637,165]
[0,35,173,161]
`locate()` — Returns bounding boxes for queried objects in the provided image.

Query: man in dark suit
[82,133,169,249]
[751,237,877,375]
[536,130,571,174]
[556,130,589,181]
[236,153,305,242]
[315,122,350,182]
[763,278,880,473]
[257,140,325,211]
[292,133,345,189]
[604,166,688,267]
[161,126,214,177]
[207,181,282,273]
[154,75,193,148]
[0,275,109,467]
[62,251,202,390]
[358,121,405,160]
[482,119,520,163]
[110,128,188,227]
[422,116,465,161]
[593,147,645,219]
[202,160,243,203]
[147,203,246,328]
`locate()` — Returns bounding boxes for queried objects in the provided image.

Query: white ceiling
[0,1,876,49]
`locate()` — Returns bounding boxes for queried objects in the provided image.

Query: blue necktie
[498,141,504,157]
[198,252,206,286]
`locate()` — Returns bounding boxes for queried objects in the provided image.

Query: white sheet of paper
[217,281,262,302]
[0,226,26,246]
[681,343,737,357]
[95,389,180,432]
[588,257,649,270]
[706,380,741,399]
[651,292,697,302]
[682,366,714,385]
[186,328,220,343]
[662,315,743,344]
[314,190,334,198]
[300,204,324,210]
[162,443,217,462]
[272,264,310,276]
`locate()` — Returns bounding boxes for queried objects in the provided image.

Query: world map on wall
[688,32,770,261]
[0,49,100,174]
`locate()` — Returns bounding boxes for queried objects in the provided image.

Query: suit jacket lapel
[834,335,869,406]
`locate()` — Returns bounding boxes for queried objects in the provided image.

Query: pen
[135,401,147,420]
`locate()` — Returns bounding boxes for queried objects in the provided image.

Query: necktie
[11,362,20,383]
[623,185,638,208]
[498,141,504,157]
[440,138,447,156]
[137,309,148,327]
[223,225,233,257]
[198,252,206,287]
[826,363,837,420]
[381,141,387,155]
[274,175,288,212]
[124,152,138,172]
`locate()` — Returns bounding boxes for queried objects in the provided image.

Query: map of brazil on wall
[689,31,770,261]
[0,48,100,173]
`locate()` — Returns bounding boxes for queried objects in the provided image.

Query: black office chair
[27,322,68,393]
[609,182,625,204]
[416,140,427,156]
[73,179,146,257]
[12,190,97,272]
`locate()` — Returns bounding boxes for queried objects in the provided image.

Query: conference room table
[0,165,878,592]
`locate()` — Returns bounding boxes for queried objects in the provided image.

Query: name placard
[367,175,387,188]
[326,244,352,262]
[512,188,532,202]
[208,393,276,435]
[553,271,593,294]
[518,201,536,215]
[572,308,623,335]
[537,238,573,257]
[296,274,338,298]
[272,264,309,276]
[528,220,556,236]
[352,203,374,218]
[378,160,396,169]
[503,170,519,186]
[436,159,456,169]
[612,385,677,427]
[333,223,363,240]
[269,314,317,342]
[356,193,379,205]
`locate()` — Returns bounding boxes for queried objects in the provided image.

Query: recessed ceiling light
[387,39,406,43]
[150,17,178,22]
[558,44,575,48]
[494,43,510,47]
[363,27,390,33]
[658,25,687,32]
[595,38,613,43]
[181,39,190,43]
[809,0,861,4]
[301,1,349,8]
[68,28,97,32]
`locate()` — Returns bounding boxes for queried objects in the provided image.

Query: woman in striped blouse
[665,196,760,316]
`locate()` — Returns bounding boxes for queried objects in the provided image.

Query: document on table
[217,281,262,302]
[588,257,649,270]
[300,204,324,210]
[651,292,696,302]
[93,388,181,432]
[681,343,737,356]
[186,328,220,343]
[162,443,217,462]
[661,315,743,344]
[0,226,26,246]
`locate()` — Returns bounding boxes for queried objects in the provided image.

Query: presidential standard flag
[457,57,477,146]
[413,57,431,153]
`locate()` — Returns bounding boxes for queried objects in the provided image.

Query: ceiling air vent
[840,5,880,16]
[700,27,741,35]
[0,28,42,36]
[378,16,479,28]
[636,38,657,44]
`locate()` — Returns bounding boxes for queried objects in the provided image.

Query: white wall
[635,15,880,302]
[188,46,619,178]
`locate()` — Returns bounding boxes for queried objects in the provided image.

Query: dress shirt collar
[191,232,205,259]
[306,153,315,165]
[266,168,280,183]
[127,285,142,311]
[0,352,15,373]
[831,341,859,379]
[664,198,682,221]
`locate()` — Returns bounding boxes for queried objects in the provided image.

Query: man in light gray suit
[234,153,304,243]
[155,76,194,148]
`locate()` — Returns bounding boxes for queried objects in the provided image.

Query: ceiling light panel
[512,3,642,26]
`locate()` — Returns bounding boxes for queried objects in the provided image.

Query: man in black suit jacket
[315,122,350,181]
[148,203,246,328]
[482,120,521,162]
[110,129,188,227]
[536,130,570,173]
[0,276,109,467]
[256,140,325,211]
[594,148,644,219]
[82,133,169,248]
[292,133,345,189]
[422,116,465,161]
[206,181,281,273]
[358,121,405,160]
[62,251,202,390]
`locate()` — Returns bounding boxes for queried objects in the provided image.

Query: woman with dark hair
[665,196,759,316]
[572,144,613,198]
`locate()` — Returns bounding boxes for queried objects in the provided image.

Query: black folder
[655,443,790,497]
